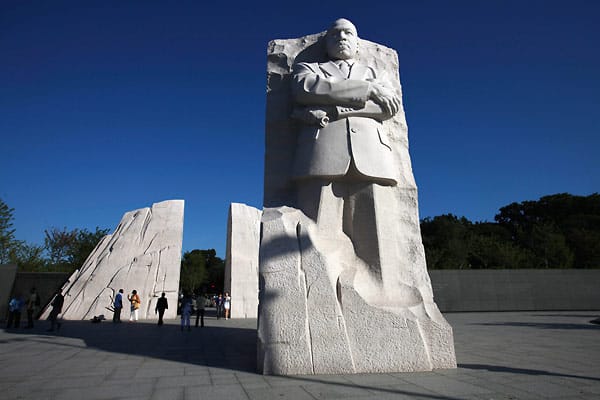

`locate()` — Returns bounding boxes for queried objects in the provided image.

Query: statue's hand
[368,82,400,116]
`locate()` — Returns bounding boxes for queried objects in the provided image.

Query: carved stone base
[257,207,456,375]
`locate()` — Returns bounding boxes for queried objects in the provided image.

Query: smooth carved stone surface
[264,30,415,208]
[258,20,456,375]
[224,203,261,318]
[41,200,184,321]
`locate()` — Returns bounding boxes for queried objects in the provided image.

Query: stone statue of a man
[258,18,456,375]
[292,18,401,186]
[291,18,403,290]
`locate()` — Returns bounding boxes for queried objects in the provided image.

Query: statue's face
[325,19,358,60]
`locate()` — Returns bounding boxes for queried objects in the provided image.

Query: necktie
[338,61,350,78]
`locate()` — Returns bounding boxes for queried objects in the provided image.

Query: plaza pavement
[1,310,599,399]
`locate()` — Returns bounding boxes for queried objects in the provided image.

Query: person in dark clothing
[195,294,205,328]
[113,289,124,323]
[155,292,169,326]
[215,293,224,320]
[25,287,40,329]
[47,291,64,332]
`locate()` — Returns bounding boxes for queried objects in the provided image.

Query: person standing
[224,292,231,320]
[180,296,192,331]
[46,291,64,332]
[195,294,205,328]
[215,293,224,320]
[113,289,124,323]
[6,294,23,329]
[155,292,168,326]
[127,290,141,322]
[25,287,40,329]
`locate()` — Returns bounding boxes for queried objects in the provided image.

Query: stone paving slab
[1,310,599,399]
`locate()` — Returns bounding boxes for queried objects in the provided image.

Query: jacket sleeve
[292,62,371,108]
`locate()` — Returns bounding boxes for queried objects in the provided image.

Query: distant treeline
[421,193,600,269]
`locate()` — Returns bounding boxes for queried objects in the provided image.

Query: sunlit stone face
[325,19,358,60]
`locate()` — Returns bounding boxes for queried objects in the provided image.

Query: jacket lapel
[319,60,346,79]
[320,60,369,80]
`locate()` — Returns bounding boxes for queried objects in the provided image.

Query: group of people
[214,292,231,320]
[179,293,206,331]
[113,289,208,331]
[112,289,142,323]
[6,287,64,332]
[6,287,42,329]
[6,288,232,331]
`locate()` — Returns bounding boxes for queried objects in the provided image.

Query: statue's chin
[329,49,354,61]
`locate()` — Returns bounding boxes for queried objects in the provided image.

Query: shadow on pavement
[459,363,600,382]
[535,313,600,319]
[471,321,600,330]
[2,308,258,373]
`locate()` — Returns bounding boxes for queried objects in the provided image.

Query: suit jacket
[291,60,397,185]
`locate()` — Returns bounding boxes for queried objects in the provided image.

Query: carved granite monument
[41,200,184,321]
[224,203,261,318]
[257,19,457,374]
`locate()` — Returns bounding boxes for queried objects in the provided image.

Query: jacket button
[351,128,357,133]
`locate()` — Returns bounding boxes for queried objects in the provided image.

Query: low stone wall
[5,269,598,319]
[0,264,19,321]
[430,269,600,312]
[10,272,70,318]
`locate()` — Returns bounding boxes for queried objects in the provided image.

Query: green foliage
[44,227,78,267]
[0,198,22,264]
[180,249,225,295]
[9,242,46,271]
[70,227,110,269]
[42,226,110,272]
[422,193,600,269]
[180,249,209,295]
[2,200,109,271]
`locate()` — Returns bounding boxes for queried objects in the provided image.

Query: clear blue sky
[1,1,598,258]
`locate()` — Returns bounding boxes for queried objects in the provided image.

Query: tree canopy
[180,249,224,295]
[0,198,20,264]
[422,193,600,269]
[1,198,110,271]
[3,193,598,276]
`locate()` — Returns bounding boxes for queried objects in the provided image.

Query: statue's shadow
[6,308,258,373]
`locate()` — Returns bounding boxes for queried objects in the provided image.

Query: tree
[0,198,21,264]
[420,214,472,269]
[180,249,225,295]
[69,227,110,268]
[180,250,209,295]
[205,249,225,293]
[495,193,599,268]
[527,222,574,268]
[44,227,78,267]
[43,226,109,271]
[10,242,46,271]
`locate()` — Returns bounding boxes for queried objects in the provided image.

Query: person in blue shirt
[6,294,24,329]
[113,289,124,323]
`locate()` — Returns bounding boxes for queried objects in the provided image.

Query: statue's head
[325,18,358,61]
